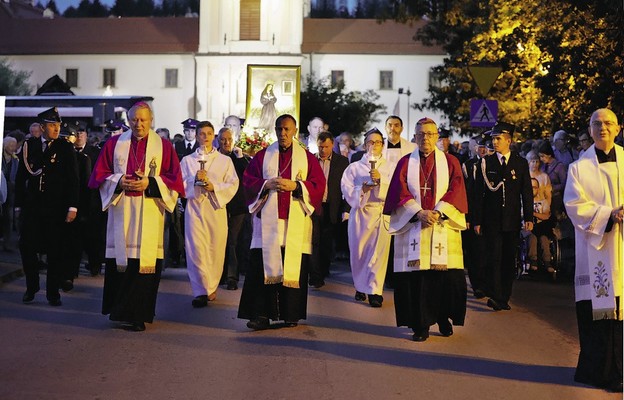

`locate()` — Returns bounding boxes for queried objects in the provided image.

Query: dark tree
[300,74,386,138]
[0,59,33,95]
[45,0,59,15]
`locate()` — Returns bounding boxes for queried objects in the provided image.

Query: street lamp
[398,87,412,132]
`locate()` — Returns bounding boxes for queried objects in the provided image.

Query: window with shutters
[379,70,393,90]
[331,70,344,88]
[165,68,178,88]
[240,0,261,40]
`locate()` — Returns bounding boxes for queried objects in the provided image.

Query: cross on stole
[421,181,432,196]
[435,242,445,256]
[410,239,418,251]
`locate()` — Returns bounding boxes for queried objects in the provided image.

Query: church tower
[195,0,304,125]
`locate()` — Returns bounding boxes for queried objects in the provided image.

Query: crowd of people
[2,104,621,392]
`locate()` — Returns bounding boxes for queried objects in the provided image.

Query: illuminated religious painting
[245,64,301,139]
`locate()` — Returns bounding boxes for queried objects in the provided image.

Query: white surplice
[341,153,393,295]
[564,145,623,320]
[181,148,239,297]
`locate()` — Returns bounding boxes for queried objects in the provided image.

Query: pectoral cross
[410,239,418,251]
[435,242,445,256]
[421,181,431,196]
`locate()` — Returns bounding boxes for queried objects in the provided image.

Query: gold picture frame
[245,64,301,136]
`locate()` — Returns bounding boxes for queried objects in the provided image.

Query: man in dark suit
[15,107,79,306]
[171,118,198,266]
[309,131,350,288]
[473,122,533,311]
[461,133,489,299]
[175,118,199,161]
[218,126,250,290]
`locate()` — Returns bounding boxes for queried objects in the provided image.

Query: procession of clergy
[17,103,622,392]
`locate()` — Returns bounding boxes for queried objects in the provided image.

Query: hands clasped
[266,177,297,192]
[416,209,441,228]
[121,174,149,192]
[195,170,214,191]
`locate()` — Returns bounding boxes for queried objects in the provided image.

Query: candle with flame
[195,152,208,186]
[366,148,380,186]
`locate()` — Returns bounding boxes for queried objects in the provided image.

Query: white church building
[1,0,445,138]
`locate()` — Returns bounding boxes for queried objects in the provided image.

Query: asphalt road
[0,261,619,400]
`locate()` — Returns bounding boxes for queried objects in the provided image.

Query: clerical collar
[279,144,292,153]
[419,150,433,158]
[596,147,617,163]
[387,140,401,149]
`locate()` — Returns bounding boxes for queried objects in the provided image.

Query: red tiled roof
[302,18,445,55]
[0,17,199,55]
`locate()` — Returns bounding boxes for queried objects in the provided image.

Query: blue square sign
[470,99,498,127]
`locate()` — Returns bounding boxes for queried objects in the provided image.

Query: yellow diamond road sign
[468,66,502,96]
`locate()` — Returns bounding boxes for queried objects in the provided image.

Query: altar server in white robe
[383,117,468,342]
[181,121,239,308]
[564,108,623,393]
[341,128,393,308]
[88,102,184,332]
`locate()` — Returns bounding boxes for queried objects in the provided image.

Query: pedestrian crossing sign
[470,99,498,127]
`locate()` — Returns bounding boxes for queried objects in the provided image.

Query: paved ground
[0,251,619,400]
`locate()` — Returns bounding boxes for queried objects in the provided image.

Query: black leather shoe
[192,295,208,308]
[487,298,502,311]
[246,317,270,331]
[369,294,383,308]
[309,280,325,289]
[61,280,74,292]
[354,291,366,301]
[226,280,238,290]
[283,321,298,328]
[127,322,145,332]
[438,320,453,337]
[48,298,62,307]
[501,302,511,311]
[473,289,486,299]
[22,291,35,303]
[412,329,429,342]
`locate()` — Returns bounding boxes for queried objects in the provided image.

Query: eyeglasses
[366,140,383,145]
[415,132,437,138]
[591,120,617,128]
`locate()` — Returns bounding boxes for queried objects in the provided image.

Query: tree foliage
[386,0,623,139]
[0,59,33,95]
[300,74,386,137]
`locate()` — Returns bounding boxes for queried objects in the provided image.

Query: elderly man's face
[276,118,298,149]
[415,123,438,154]
[129,107,153,138]
[307,119,323,138]
[385,118,403,144]
[219,130,234,153]
[589,109,619,151]
[224,117,241,138]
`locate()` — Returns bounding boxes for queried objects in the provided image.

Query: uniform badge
[50,154,57,163]
[511,169,516,179]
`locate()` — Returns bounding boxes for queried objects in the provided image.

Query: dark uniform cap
[438,129,451,139]
[75,120,88,132]
[477,130,491,146]
[181,118,199,130]
[38,107,62,123]
[105,119,129,133]
[60,122,78,136]
[364,127,384,141]
[491,121,515,136]
[486,139,494,151]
